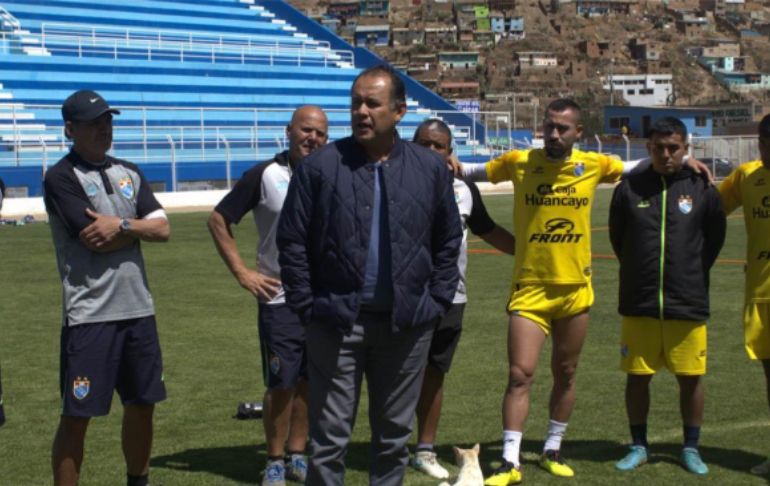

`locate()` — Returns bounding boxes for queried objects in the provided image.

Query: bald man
[208,106,328,486]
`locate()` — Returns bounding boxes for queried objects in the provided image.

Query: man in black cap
[44,90,170,486]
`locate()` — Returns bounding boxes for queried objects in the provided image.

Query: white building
[602,73,673,106]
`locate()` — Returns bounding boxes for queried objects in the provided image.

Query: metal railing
[0,22,357,67]
[0,103,523,191]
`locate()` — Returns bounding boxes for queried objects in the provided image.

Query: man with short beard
[459,99,704,484]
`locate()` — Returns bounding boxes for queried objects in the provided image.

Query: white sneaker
[751,458,770,475]
[411,450,449,479]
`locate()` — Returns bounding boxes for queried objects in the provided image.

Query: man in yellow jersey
[610,117,725,476]
[458,98,715,485]
[718,113,770,476]
[457,98,625,484]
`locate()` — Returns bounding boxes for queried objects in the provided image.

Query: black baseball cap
[61,90,120,123]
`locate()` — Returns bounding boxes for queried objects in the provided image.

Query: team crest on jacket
[678,195,693,214]
[574,162,585,177]
[73,377,90,400]
[118,177,134,199]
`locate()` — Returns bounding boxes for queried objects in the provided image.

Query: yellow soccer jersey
[719,161,770,302]
[486,148,624,285]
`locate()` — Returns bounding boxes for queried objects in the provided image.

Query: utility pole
[609,57,615,106]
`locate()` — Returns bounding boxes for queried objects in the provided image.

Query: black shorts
[427,303,465,374]
[258,303,307,389]
[59,315,166,417]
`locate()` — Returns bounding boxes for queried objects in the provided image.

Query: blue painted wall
[603,106,713,138]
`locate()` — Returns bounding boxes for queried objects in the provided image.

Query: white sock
[502,430,523,466]
[543,419,568,452]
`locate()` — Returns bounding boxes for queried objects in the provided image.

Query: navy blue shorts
[427,303,465,374]
[59,315,166,417]
[258,303,307,389]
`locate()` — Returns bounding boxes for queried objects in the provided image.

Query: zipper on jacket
[658,176,667,320]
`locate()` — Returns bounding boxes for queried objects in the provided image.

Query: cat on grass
[438,443,484,486]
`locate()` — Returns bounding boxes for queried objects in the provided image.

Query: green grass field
[1,188,768,485]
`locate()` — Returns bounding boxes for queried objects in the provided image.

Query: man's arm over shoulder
[608,181,628,259]
[463,150,520,183]
[277,159,317,322]
[717,166,743,215]
[702,184,727,269]
[465,180,515,254]
[429,158,463,310]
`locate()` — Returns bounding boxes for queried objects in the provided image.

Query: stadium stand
[0,0,499,196]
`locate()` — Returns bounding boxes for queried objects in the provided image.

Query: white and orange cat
[438,443,484,486]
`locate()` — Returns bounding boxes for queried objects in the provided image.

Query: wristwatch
[119,218,132,234]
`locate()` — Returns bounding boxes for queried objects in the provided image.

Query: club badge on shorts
[118,177,135,199]
[678,195,693,214]
[269,355,281,376]
[73,376,90,400]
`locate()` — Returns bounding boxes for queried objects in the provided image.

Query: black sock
[630,423,648,447]
[684,425,700,449]
[127,474,148,486]
[267,455,284,462]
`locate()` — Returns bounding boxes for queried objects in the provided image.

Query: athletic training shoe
[285,454,308,482]
[539,450,575,477]
[484,461,522,485]
[615,445,648,471]
[750,458,770,475]
[262,459,286,486]
[680,447,709,475]
[411,450,449,479]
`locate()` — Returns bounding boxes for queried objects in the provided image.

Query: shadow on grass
[478,439,766,478]
[478,438,625,467]
[150,441,388,483]
[151,445,264,484]
[648,442,767,475]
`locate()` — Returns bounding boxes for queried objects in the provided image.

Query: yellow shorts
[507,284,594,335]
[620,316,707,375]
[743,302,770,360]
